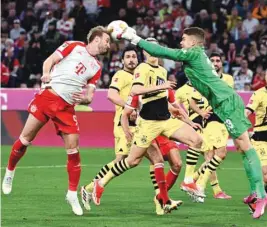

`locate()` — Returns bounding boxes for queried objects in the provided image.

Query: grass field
[1,145,267,227]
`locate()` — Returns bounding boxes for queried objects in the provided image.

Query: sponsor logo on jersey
[30,104,37,113]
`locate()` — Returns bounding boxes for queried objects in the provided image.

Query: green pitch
[1,146,266,227]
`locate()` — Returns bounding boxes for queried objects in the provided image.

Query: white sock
[184,177,194,184]
[5,168,15,177]
[67,190,77,197]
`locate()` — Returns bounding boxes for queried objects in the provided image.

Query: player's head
[87,26,110,55]
[180,27,205,49]
[143,37,159,65]
[209,52,223,73]
[121,45,139,71]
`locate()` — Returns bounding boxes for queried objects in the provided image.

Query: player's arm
[108,72,126,107]
[245,92,259,117]
[41,52,62,83]
[189,99,212,119]
[137,39,198,61]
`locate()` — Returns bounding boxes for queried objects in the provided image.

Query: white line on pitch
[0,165,244,170]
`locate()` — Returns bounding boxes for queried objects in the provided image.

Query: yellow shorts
[201,121,229,152]
[114,126,135,155]
[133,117,184,148]
[252,140,267,166]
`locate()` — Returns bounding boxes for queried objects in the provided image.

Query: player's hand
[120,27,141,45]
[191,122,202,132]
[72,91,86,104]
[201,110,213,119]
[41,73,51,83]
[129,110,137,122]
[124,130,133,142]
[160,81,177,90]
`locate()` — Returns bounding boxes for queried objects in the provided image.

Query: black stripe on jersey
[140,97,170,120]
[192,97,201,101]
[245,107,254,114]
[109,86,120,92]
[205,113,223,124]
[133,82,144,86]
[142,90,165,99]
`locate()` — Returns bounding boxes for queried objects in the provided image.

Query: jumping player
[2,26,111,216]
[120,26,267,218]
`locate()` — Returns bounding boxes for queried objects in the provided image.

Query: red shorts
[28,89,79,135]
[153,135,179,156]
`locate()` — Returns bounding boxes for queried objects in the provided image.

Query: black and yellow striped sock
[193,162,207,181]
[210,178,222,195]
[185,147,201,182]
[85,161,114,192]
[149,165,160,195]
[100,158,130,187]
[197,155,222,189]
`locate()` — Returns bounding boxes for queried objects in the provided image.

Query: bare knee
[189,134,203,149]
[170,160,182,174]
[127,156,142,167]
[215,147,227,160]
[114,155,127,163]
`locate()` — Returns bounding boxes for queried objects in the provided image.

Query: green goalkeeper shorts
[213,93,251,139]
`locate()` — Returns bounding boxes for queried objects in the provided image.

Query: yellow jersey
[133,62,169,120]
[109,69,134,126]
[246,87,267,132]
[175,83,193,112]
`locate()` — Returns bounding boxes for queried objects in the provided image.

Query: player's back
[133,62,169,120]
[182,46,235,107]
[109,69,134,125]
[51,41,101,104]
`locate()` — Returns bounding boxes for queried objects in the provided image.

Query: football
[107,20,128,41]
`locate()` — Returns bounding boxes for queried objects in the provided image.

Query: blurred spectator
[133,17,150,38]
[125,0,138,26]
[219,31,232,54]
[1,19,10,34]
[57,11,74,40]
[15,31,28,62]
[259,44,267,69]
[193,9,210,30]
[244,82,251,91]
[21,8,37,32]
[236,0,252,19]
[174,8,193,32]
[69,0,87,41]
[10,19,26,40]
[171,1,181,20]
[235,31,250,53]
[7,8,17,27]
[244,41,260,71]
[252,1,267,22]
[1,62,10,87]
[2,48,20,87]
[100,73,111,88]
[167,28,181,48]
[159,3,171,22]
[227,42,237,64]
[227,7,242,31]
[209,13,227,39]
[206,42,223,56]
[251,65,266,90]
[230,19,245,41]
[243,12,259,36]
[170,61,187,88]
[229,54,243,74]
[42,11,57,35]
[219,0,236,15]
[233,59,253,91]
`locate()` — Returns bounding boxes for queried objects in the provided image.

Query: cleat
[66,192,83,216]
[92,179,104,206]
[154,196,164,215]
[253,197,267,219]
[248,202,256,214]
[190,193,205,203]
[80,186,92,211]
[163,199,183,214]
[180,181,198,194]
[2,169,15,195]
[243,192,257,204]
[214,191,232,200]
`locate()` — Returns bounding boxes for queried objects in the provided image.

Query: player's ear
[122,58,125,65]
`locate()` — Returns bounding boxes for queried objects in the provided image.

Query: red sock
[166,169,178,191]
[67,152,81,191]
[154,163,169,204]
[7,139,28,171]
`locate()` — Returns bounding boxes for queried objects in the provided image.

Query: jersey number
[75,62,87,75]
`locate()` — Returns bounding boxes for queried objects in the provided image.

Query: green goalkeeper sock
[244,148,266,199]
[242,153,256,194]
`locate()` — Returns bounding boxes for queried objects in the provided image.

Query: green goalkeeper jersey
[138,40,235,108]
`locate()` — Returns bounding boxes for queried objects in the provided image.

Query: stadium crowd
[1,0,267,90]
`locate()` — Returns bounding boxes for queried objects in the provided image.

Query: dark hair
[209,52,222,59]
[121,45,138,59]
[183,27,205,42]
[87,26,108,43]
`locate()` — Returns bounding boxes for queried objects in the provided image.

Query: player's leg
[165,121,203,194]
[62,132,83,216]
[2,113,47,195]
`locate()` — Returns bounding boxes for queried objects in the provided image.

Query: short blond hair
[87,26,108,43]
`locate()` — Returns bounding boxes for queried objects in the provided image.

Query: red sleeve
[56,41,85,58]
[126,95,139,109]
[87,68,101,87]
[168,89,175,103]
[13,59,20,67]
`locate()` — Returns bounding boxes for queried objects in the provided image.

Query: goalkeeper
[119,26,267,219]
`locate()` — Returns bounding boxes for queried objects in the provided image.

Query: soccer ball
[107,20,128,41]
